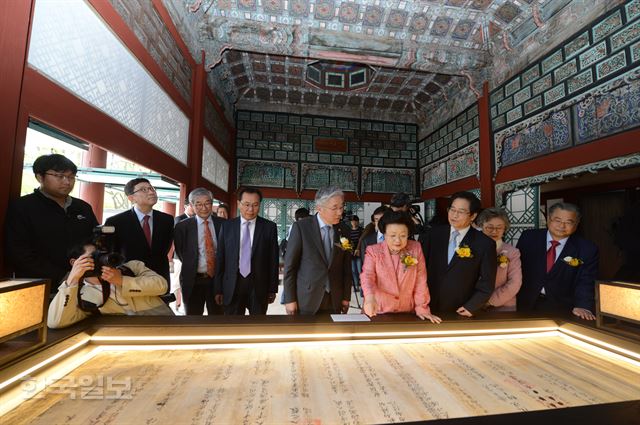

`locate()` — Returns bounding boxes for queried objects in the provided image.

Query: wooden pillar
[188,51,206,192]
[79,144,107,223]
[158,201,176,217]
[478,81,495,207]
[0,1,33,274]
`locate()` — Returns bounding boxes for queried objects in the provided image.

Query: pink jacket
[360,240,431,316]
[488,242,522,311]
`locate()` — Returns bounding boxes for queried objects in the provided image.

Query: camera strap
[77,278,111,313]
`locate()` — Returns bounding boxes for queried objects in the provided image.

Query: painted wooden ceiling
[162,0,590,125]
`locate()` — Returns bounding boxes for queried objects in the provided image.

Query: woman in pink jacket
[360,211,441,323]
[477,207,522,311]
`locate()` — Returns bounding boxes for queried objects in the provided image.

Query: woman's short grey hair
[476,207,511,231]
[188,187,213,204]
[548,202,581,221]
[315,186,344,207]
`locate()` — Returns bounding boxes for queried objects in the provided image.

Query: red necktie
[546,240,560,273]
[204,220,216,277]
[142,215,152,248]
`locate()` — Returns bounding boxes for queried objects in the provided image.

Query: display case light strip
[0,339,91,391]
[90,326,559,342]
[94,331,561,351]
[560,328,640,365]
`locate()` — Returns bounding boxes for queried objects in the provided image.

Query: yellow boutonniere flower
[497,252,509,268]
[335,237,353,252]
[563,256,583,267]
[456,245,473,258]
[400,253,418,270]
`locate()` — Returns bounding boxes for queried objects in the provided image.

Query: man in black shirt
[4,154,98,294]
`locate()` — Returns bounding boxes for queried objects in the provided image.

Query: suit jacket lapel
[330,225,345,264]
[189,218,199,260]
[447,228,475,271]
[550,235,576,275]
[232,218,242,263]
[311,215,329,266]
[397,245,417,289]
[251,218,262,255]
[446,225,461,271]
[381,245,401,290]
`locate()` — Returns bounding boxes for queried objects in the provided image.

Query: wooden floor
[5,333,640,424]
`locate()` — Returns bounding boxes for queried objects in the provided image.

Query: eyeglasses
[240,202,260,209]
[132,186,156,194]
[193,201,213,209]
[550,217,576,227]
[447,207,470,216]
[45,172,76,182]
[483,225,505,232]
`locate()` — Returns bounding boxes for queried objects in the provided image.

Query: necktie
[447,230,460,264]
[322,225,332,263]
[546,240,560,273]
[239,221,251,277]
[142,215,152,248]
[204,220,215,277]
[322,225,332,292]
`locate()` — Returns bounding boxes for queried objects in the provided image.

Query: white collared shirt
[316,214,333,246]
[197,215,217,273]
[450,225,471,248]
[546,231,568,262]
[133,206,153,235]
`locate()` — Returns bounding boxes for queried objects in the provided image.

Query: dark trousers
[224,272,267,315]
[316,291,338,314]
[185,276,224,316]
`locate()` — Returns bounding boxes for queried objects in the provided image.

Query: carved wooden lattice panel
[503,186,539,245]
[260,198,363,242]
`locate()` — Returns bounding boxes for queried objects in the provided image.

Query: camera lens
[103,253,125,268]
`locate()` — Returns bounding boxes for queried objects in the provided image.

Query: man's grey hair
[315,186,344,207]
[476,207,511,231]
[188,187,213,204]
[548,202,581,221]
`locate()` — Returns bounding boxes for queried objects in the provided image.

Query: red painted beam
[420,176,480,200]
[0,0,34,274]
[188,57,206,192]
[151,0,197,68]
[495,127,640,184]
[478,82,495,207]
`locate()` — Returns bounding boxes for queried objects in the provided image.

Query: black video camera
[84,226,125,278]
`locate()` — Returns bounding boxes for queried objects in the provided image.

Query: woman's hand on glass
[417,312,442,323]
[363,296,378,317]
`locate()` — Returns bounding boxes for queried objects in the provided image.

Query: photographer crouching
[48,226,173,329]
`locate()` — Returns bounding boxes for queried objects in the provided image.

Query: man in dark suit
[174,188,224,315]
[283,186,352,315]
[214,187,279,315]
[419,191,497,316]
[517,202,598,320]
[104,178,174,286]
[174,198,194,225]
